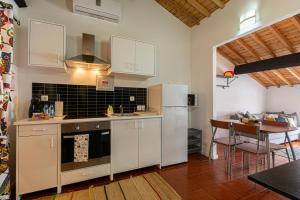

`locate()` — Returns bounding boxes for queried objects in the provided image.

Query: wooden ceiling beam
[223,44,247,64]
[187,0,211,17]
[290,16,300,33]
[257,72,279,87]
[269,25,295,53]
[236,39,261,60]
[250,33,276,57]
[249,73,268,88]
[286,68,300,82]
[271,70,292,86]
[172,1,200,26]
[217,49,237,65]
[235,52,300,74]
[210,0,225,8]
[217,48,268,87]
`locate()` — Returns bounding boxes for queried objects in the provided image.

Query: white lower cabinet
[112,118,161,174]
[138,118,161,168]
[17,124,58,195]
[111,120,139,173]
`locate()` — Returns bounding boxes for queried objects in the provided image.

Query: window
[240,10,257,31]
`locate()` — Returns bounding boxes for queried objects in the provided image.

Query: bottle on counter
[43,103,49,115]
[49,104,55,118]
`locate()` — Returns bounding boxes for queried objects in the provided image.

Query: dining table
[248,159,300,200]
[221,119,298,169]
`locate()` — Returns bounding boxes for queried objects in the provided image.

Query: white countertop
[14,114,163,126]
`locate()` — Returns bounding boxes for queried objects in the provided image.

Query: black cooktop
[63,114,108,120]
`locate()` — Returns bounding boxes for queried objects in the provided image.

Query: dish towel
[74,134,89,162]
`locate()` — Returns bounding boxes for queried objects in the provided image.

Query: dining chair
[261,120,291,165]
[209,120,243,175]
[233,123,271,173]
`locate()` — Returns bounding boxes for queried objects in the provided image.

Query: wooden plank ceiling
[217,14,300,88]
[155,0,230,27]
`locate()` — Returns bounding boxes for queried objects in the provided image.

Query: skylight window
[240,10,257,32]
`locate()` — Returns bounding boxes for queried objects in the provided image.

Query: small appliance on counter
[55,94,64,117]
[28,97,43,118]
[188,94,198,106]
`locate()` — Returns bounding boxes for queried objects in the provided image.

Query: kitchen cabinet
[111,118,161,174]
[17,124,58,196]
[28,19,65,68]
[111,120,139,173]
[138,118,161,168]
[111,36,156,77]
[111,36,136,73]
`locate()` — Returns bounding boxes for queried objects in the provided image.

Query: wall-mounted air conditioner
[73,0,121,23]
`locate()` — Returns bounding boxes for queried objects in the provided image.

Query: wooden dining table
[221,119,298,169]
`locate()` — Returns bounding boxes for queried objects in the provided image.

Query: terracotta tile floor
[21,142,300,200]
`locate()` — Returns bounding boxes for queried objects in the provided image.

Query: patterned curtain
[0,5,13,200]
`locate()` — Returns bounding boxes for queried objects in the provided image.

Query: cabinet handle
[140,120,144,129]
[50,136,54,148]
[57,54,60,64]
[32,128,46,131]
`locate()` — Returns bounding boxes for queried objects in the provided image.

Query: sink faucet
[120,105,124,115]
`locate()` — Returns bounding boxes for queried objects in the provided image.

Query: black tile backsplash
[32,83,147,117]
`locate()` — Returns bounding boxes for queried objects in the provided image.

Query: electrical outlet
[41,95,48,102]
[137,105,146,111]
[130,96,135,102]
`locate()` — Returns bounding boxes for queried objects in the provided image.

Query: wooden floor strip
[105,182,125,200]
[152,173,182,200]
[32,173,181,200]
[143,173,182,200]
[132,176,160,200]
[91,185,107,200]
[119,178,143,200]
[71,189,90,200]
[56,192,73,200]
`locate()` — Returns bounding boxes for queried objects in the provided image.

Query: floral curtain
[0,5,13,200]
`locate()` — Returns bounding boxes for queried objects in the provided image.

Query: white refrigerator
[148,84,188,167]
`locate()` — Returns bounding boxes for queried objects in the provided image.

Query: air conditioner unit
[73,0,121,23]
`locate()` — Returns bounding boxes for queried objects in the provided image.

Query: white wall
[191,0,300,155]
[215,53,267,119]
[15,0,192,119]
[267,85,300,117]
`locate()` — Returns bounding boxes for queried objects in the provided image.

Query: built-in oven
[61,121,110,171]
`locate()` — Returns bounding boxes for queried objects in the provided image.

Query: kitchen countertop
[14,114,163,126]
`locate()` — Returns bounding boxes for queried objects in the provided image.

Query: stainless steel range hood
[65,33,110,70]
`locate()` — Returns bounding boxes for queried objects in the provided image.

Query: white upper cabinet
[111,36,136,73]
[135,41,156,76]
[28,19,65,69]
[111,36,156,77]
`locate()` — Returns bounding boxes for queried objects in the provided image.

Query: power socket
[41,95,48,102]
[130,96,135,102]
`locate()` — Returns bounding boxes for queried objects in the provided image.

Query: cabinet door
[18,134,58,194]
[111,36,136,73]
[135,41,156,76]
[29,20,65,68]
[111,120,139,173]
[138,118,161,168]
